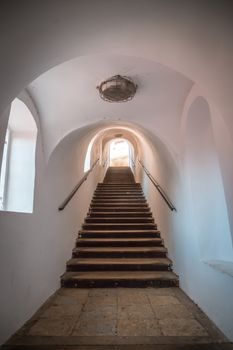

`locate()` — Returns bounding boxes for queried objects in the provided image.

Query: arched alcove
[185,97,232,261]
[0,98,37,213]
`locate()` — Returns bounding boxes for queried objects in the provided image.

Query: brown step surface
[82,223,157,230]
[85,217,154,223]
[97,185,141,188]
[92,198,146,202]
[76,237,163,247]
[94,189,143,193]
[88,211,152,217]
[92,193,145,200]
[72,246,167,258]
[61,270,179,287]
[79,229,161,238]
[90,202,149,207]
[90,206,151,212]
[62,166,178,288]
[66,257,172,271]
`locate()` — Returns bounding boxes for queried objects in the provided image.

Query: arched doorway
[109,138,131,167]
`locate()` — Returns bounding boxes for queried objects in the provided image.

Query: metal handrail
[138,159,176,211]
[58,158,99,211]
[103,158,108,167]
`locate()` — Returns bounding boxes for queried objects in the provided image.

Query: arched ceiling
[28,54,192,157]
[49,120,179,179]
[100,128,139,158]
[1,0,232,152]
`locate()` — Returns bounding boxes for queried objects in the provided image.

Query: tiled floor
[5,287,229,349]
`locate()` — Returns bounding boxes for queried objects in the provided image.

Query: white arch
[185,97,232,261]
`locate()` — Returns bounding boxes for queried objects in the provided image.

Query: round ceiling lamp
[97,75,137,102]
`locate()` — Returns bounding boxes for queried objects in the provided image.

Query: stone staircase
[61,166,178,287]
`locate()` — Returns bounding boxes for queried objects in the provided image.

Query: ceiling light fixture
[97,75,137,102]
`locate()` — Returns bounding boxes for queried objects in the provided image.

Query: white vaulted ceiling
[0,0,232,156]
[28,54,192,157]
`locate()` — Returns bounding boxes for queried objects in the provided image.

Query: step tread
[67,257,172,266]
[80,229,160,234]
[88,212,152,216]
[62,270,178,281]
[62,168,178,288]
[83,223,156,226]
[92,198,146,201]
[73,247,167,253]
[90,207,151,211]
[77,237,162,243]
[86,217,153,220]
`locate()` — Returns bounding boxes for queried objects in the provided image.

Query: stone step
[61,270,179,288]
[66,257,172,271]
[95,189,143,193]
[96,187,141,190]
[97,184,141,188]
[88,211,152,217]
[93,195,145,199]
[90,202,149,207]
[82,222,157,230]
[76,237,163,247]
[62,167,178,289]
[90,206,151,212]
[91,198,147,203]
[72,246,167,258]
[79,229,161,238]
[85,217,154,223]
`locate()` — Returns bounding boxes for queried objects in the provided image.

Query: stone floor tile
[11,287,225,343]
[52,294,87,306]
[58,288,89,298]
[146,287,176,296]
[39,304,83,319]
[88,288,117,297]
[82,305,117,319]
[72,313,117,336]
[149,295,181,306]
[85,295,117,308]
[28,317,75,336]
[118,304,154,319]
[117,317,162,336]
[152,304,194,320]
[118,290,149,306]
[159,318,209,336]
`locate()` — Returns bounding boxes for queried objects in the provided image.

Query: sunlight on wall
[84,136,97,172]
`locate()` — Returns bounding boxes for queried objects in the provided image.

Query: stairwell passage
[61,167,178,288]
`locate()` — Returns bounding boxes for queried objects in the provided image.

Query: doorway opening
[109,138,131,167]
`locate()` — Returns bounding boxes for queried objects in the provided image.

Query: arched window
[0,98,37,213]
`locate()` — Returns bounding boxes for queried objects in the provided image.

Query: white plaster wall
[135,91,233,340]
[0,129,102,344]
[0,0,232,344]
